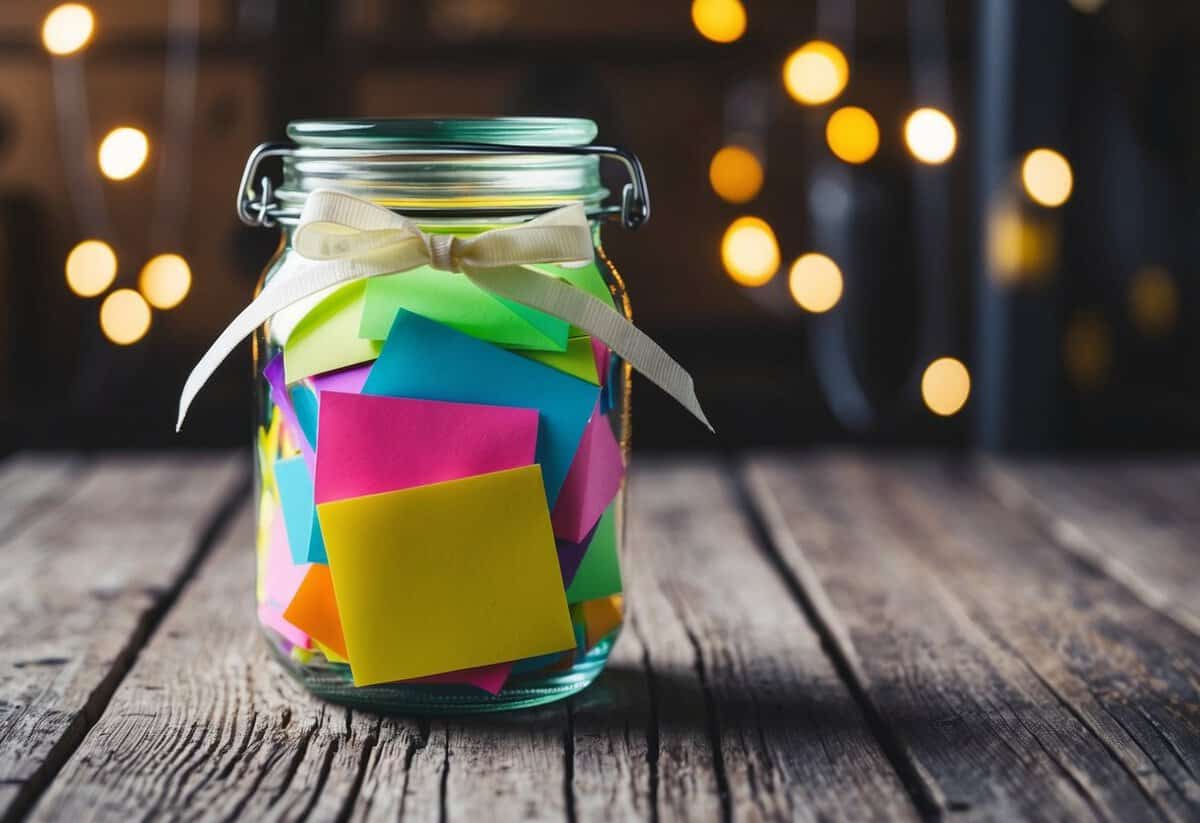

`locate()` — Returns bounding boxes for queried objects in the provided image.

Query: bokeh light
[1021,149,1073,207]
[987,205,1057,285]
[42,4,95,56]
[139,253,192,310]
[921,357,971,416]
[64,239,117,297]
[788,254,843,313]
[721,216,780,287]
[691,0,746,44]
[98,127,149,181]
[1068,0,1106,12]
[783,41,849,106]
[709,145,764,204]
[1063,311,1110,390]
[1129,265,1178,337]
[99,288,151,345]
[904,108,957,164]
[825,106,879,164]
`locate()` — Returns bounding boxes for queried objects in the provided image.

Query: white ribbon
[177,189,712,432]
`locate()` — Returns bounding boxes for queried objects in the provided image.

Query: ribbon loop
[176,189,711,433]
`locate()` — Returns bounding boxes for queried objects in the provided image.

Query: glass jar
[246,118,640,713]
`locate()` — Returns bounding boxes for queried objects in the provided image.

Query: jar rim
[286,117,600,148]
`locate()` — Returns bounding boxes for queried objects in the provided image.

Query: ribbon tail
[464,265,714,432]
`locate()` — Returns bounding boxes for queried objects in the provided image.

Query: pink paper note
[264,509,310,607]
[264,354,315,473]
[551,404,625,543]
[408,661,513,695]
[591,338,611,387]
[314,391,539,504]
[311,363,371,396]
[258,603,312,649]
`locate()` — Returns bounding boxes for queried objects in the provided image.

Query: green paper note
[284,280,382,384]
[521,336,599,385]
[566,505,622,604]
[528,260,614,307]
[359,266,569,351]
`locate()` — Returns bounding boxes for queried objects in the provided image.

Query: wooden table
[1,453,1198,822]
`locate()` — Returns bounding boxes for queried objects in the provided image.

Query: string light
[721,216,779,286]
[1021,149,1073,207]
[64,239,116,297]
[99,288,151,345]
[98,127,149,181]
[904,108,957,164]
[42,4,95,56]
[1063,311,1110,389]
[921,357,971,416]
[690,0,747,44]
[709,146,764,204]
[139,253,192,309]
[788,254,843,313]
[783,41,849,106]
[825,107,879,164]
[1129,265,1178,337]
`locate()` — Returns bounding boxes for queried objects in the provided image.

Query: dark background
[0,0,1196,455]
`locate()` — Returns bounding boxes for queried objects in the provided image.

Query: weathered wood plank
[747,453,1200,821]
[0,454,243,823]
[571,460,916,822]
[984,459,1200,635]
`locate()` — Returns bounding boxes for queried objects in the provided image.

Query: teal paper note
[363,310,599,507]
[565,505,621,604]
[275,455,327,564]
[290,384,319,450]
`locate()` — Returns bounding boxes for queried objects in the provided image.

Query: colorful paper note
[283,564,347,660]
[360,266,569,351]
[591,338,611,387]
[259,603,311,649]
[582,594,623,649]
[565,505,621,604]
[314,391,539,504]
[264,354,315,472]
[315,639,349,665]
[551,404,624,542]
[291,384,319,451]
[257,409,281,497]
[555,521,599,589]
[317,465,576,686]
[527,259,615,308]
[264,508,311,606]
[275,455,327,564]
[408,662,513,695]
[283,280,383,384]
[311,362,371,396]
[364,310,599,507]
[520,336,600,385]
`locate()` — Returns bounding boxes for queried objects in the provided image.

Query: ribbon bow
[177,189,711,431]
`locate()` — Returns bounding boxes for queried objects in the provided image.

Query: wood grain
[0,454,243,823]
[746,453,1200,821]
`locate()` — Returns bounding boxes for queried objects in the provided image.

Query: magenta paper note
[408,661,513,695]
[591,338,611,387]
[551,404,625,543]
[264,510,310,607]
[314,391,540,504]
[264,353,315,472]
[259,603,311,648]
[311,363,371,396]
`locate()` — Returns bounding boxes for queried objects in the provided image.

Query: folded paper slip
[264,354,316,472]
[551,402,624,543]
[275,455,326,564]
[314,391,539,503]
[565,504,622,604]
[317,464,576,687]
[283,279,383,384]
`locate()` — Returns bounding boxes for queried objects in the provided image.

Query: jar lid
[287,117,600,148]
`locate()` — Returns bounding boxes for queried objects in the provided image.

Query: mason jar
[245,118,639,713]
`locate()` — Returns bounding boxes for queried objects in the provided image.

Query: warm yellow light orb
[825,106,879,164]
[1021,149,1073,207]
[708,145,764,204]
[64,239,117,297]
[99,288,151,345]
[1129,265,1178,337]
[98,127,149,181]
[921,357,971,416]
[904,108,957,164]
[42,4,95,56]
[783,41,849,106]
[1063,311,1110,389]
[788,253,843,313]
[139,253,192,310]
[721,216,779,287]
[691,0,747,44]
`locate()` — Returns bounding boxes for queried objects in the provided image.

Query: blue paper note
[290,384,319,449]
[364,310,600,507]
[275,455,327,564]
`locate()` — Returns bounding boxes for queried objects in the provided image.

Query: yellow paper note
[314,639,349,665]
[283,280,383,384]
[317,465,576,686]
